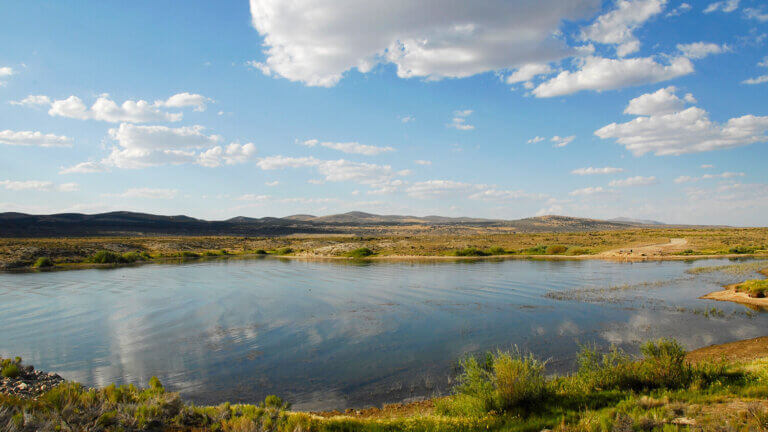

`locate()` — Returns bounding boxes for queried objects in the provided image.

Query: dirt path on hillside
[687,336,768,363]
[599,238,689,260]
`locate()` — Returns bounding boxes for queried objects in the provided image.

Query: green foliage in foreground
[31,257,54,268]
[2,340,768,431]
[345,247,375,258]
[736,279,768,298]
[1,356,22,379]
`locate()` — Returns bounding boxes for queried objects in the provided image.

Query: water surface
[1,257,766,410]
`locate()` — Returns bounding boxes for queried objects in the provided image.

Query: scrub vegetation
[3,338,768,431]
[1,227,767,270]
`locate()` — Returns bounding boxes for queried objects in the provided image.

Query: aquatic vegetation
[453,247,490,257]
[31,257,53,268]
[687,260,768,275]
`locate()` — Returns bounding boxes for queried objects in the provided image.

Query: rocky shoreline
[0,363,65,399]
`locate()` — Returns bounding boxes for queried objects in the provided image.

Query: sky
[0,0,767,225]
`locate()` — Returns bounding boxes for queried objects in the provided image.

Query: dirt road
[599,238,689,259]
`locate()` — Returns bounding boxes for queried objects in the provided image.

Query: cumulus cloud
[609,175,657,186]
[623,86,686,115]
[571,167,624,175]
[744,7,768,22]
[248,0,600,87]
[0,180,78,192]
[506,63,553,85]
[596,87,768,155]
[59,161,109,174]
[301,139,394,155]
[677,42,729,59]
[666,2,691,17]
[676,172,745,183]
[533,56,693,97]
[0,130,73,148]
[551,135,575,147]
[197,143,257,167]
[17,92,209,123]
[447,110,474,130]
[256,155,404,189]
[104,188,179,199]
[0,66,13,86]
[580,0,667,57]
[527,136,546,144]
[156,92,210,112]
[742,57,768,85]
[704,0,739,14]
[570,186,609,196]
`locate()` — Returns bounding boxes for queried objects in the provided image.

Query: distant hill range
[0,210,690,237]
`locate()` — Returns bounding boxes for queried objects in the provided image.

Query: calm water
[1,257,766,410]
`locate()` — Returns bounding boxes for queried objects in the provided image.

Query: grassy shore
[3,338,768,431]
[2,227,767,270]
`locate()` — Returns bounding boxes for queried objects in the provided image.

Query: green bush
[729,246,756,254]
[546,245,568,254]
[567,248,591,255]
[1,363,20,378]
[122,252,148,262]
[487,247,507,255]
[275,247,294,255]
[522,245,548,255]
[90,251,125,264]
[442,349,547,415]
[345,247,375,258]
[253,249,268,255]
[32,257,54,268]
[180,251,200,258]
[735,279,768,298]
[453,247,490,257]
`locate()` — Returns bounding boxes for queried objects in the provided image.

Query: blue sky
[1,0,767,225]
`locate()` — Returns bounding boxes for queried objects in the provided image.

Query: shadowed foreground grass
[2,339,768,431]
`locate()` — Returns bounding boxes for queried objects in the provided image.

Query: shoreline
[5,250,768,273]
[700,269,768,309]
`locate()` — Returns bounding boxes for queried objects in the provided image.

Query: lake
[0,257,766,410]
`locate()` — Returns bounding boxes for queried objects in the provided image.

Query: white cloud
[105,188,178,199]
[59,161,109,174]
[156,92,210,112]
[743,57,768,85]
[301,139,394,155]
[701,164,714,169]
[533,56,694,97]
[666,2,691,17]
[469,189,547,201]
[197,143,257,167]
[400,115,415,123]
[506,63,552,85]
[624,86,685,115]
[677,42,729,59]
[674,176,695,184]
[448,110,474,130]
[744,7,768,22]
[704,0,739,13]
[265,181,280,186]
[406,180,476,198]
[0,180,78,192]
[703,171,745,179]
[0,130,73,148]
[552,135,575,147]
[570,186,608,196]
[48,95,181,123]
[257,155,403,189]
[609,175,657,186]
[0,66,13,86]
[9,95,51,106]
[580,0,667,57]
[571,167,624,175]
[414,160,432,166]
[248,0,601,87]
[527,136,546,144]
[596,87,768,155]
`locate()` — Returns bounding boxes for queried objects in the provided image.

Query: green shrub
[546,245,568,254]
[443,349,547,415]
[90,251,125,264]
[275,247,293,255]
[735,280,768,298]
[487,247,507,255]
[121,252,148,263]
[345,247,375,258]
[522,245,548,255]
[32,257,54,268]
[729,246,756,254]
[567,248,591,255]
[180,251,200,258]
[453,247,490,257]
[1,363,20,378]
[253,249,268,255]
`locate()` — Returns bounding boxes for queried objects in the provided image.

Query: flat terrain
[1,227,767,270]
